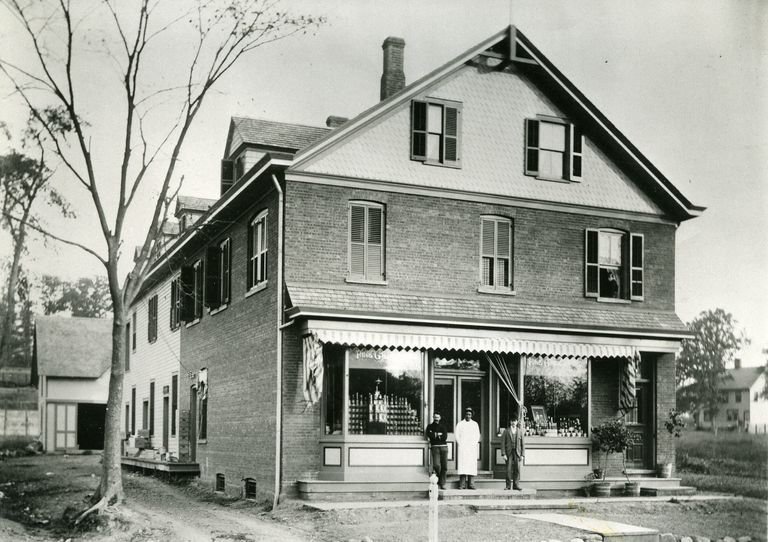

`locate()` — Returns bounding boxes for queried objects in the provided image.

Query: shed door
[54,403,77,450]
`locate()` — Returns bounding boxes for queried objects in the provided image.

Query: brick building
[123,26,702,502]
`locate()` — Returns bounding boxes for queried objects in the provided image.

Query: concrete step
[602,477,683,489]
[440,488,536,501]
[640,486,696,496]
[516,512,659,542]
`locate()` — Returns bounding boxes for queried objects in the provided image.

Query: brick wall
[284,181,676,311]
[590,358,624,475]
[181,188,279,502]
[655,353,676,472]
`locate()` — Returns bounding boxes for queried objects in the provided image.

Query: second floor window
[147,295,158,343]
[585,229,644,301]
[247,211,268,290]
[205,238,231,309]
[180,259,203,323]
[170,277,181,330]
[348,202,385,282]
[479,216,513,292]
[193,260,203,319]
[131,312,137,351]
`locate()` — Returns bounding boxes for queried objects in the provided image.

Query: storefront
[302,319,679,491]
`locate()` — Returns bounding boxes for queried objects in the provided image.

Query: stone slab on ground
[440,487,536,500]
[640,486,696,497]
[517,512,659,542]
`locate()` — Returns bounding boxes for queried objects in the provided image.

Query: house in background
[124,25,703,502]
[695,361,767,433]
[33,316,111,452]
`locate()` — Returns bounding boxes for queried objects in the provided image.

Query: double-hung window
[169,277,181,331]
[247,211,268,291]
[348,201,385,282]
[193,260,203,319]
[479,216,513,293]
[179,259,203,323]
[205,238,231,310]
[525,116,582,181]
[411,99,462,167]
[147,295,158,343]
[585,229,644,301]
[131,312,137,351]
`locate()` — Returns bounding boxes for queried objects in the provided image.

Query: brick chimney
[380,37,405,101]
[734,358,742,369]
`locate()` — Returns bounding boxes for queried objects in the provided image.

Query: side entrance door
[625,358,654,469]
[433,374,485,472]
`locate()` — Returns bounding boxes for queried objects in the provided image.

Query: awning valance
[309,327,634,359]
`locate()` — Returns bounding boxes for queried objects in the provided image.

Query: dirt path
[123,474,308,542]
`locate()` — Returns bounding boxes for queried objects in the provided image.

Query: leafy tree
[0,121,71,368]
[676,309,749,433]
[0,0,322,516]
[41,275,112,318]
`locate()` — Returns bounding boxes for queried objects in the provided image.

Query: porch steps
[515,512,659,542]
[640,486,696,497]
[440,487,536,501]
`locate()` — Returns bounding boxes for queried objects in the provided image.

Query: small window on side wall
[525,117,582,181]
[411,99,462,167]
[247,211,268,291]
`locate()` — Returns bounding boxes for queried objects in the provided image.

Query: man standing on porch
[455,407,480,489]
[501,418,525,490]
[425,412,448,489]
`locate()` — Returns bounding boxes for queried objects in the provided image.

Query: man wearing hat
[454,407,480,489]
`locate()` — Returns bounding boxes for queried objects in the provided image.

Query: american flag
[619,350,640,413]
[303,332,324,404]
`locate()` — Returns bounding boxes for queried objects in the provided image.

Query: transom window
[479,216,513,292]
[247,211,268,290]
[525,117,582,181]
[410,99,462,167]
[585,229,644,301]
[348,201,385,282]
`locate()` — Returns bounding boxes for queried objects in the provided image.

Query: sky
[0,0,766,365]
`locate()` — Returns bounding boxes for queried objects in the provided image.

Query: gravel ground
[1,455,766,542]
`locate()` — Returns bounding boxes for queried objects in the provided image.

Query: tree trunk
[95,314,126,505]
[0,226,26,368]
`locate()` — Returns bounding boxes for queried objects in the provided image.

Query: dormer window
[525,116,582,181]
[410,99,462,168]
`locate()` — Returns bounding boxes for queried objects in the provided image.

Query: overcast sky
[0,0,765,364]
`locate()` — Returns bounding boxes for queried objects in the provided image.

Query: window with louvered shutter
[180,266,196,322]
[479,216,513,292]
[348,202,385,282]
[525,117,582,181]
[630,233,644,300]
[204,246,220,309]
[585,229,599,297]
[193,260,203,319]
[221,238,231,304]
[410,98,461,167]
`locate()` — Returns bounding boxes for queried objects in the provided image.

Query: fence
[0,386,38,443]
[0,367,32,386]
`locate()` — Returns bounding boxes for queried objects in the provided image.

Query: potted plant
[591,418,639,496]
[657,408,686,478]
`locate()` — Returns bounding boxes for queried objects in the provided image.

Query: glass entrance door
[433,374,485,471]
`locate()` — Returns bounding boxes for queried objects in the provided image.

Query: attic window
[411,99,462,168]
[525,117,582,181]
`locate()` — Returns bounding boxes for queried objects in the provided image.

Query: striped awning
[310,327,634,359]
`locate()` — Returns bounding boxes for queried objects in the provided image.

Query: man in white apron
[454,407,480,489]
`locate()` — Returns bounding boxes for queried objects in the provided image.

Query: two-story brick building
[123,26,702,502]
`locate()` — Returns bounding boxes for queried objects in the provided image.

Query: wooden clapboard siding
[122,276,181,456]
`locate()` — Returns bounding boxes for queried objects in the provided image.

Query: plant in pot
[591,418,638,496]
[657,408,686,478]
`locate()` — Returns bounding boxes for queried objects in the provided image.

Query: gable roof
[718,366,764,391]
[289,26,703,222]
[176,195,216,215]
[34,316,112,378]
[226,117,330,157]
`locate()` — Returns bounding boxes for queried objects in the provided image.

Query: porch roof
[286,284,690,341]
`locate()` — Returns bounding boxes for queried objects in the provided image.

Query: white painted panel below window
[525,448,588,466]
[348,447,423,466]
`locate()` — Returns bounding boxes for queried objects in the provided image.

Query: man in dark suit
[425,412,448,489]
[501,417,525,490]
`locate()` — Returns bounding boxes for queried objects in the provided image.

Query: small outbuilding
[33,315,112,452]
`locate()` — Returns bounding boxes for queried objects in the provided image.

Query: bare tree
[0,0,322,517]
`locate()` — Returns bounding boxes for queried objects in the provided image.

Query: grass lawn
[677,429,768,499]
